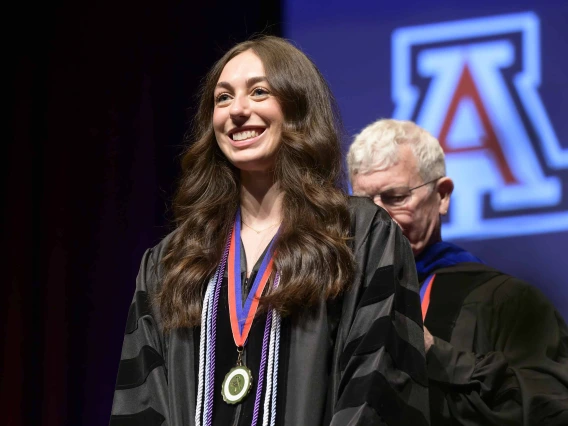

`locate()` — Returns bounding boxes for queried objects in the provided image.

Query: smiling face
[351,144,452,256]
[213,50,284,173]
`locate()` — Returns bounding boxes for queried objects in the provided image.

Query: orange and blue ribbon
[420,274,436,322]
[228,208,277,347]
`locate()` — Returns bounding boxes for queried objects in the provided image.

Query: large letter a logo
[392,12,568,239]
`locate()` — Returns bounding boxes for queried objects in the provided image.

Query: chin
[229,154,275,172]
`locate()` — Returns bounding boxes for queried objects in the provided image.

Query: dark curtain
[3,1,281,425]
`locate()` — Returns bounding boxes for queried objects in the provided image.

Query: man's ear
[437,177,454,215]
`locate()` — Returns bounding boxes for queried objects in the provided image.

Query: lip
[228,127,267,148]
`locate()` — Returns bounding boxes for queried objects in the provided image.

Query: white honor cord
[196,269,282,426]
[270,310,281,426]
[195,272,216,426]
[203,271,216,426]
[262,308,281,426]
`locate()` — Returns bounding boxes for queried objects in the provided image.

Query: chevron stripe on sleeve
[110,249,169,426]
[331,202,430,425]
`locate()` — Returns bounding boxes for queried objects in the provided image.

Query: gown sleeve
[426,280,568,425]
[109,247,170,426]
[330,203,430,425]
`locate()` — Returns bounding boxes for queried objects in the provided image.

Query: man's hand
[424,326,435,353]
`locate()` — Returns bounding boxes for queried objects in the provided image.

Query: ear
[436,177,454,215]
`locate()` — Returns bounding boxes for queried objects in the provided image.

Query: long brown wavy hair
[156,35,355,329]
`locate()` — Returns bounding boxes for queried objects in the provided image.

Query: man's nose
[372,197,399,225]
[372,195,385,209]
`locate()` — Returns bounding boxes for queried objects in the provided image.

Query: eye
[380,192,410,206]
[215,93,231,105]
[251,87,270,97]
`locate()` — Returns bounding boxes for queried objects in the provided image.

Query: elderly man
[347,118,568,425]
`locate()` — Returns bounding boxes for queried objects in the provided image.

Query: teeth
[232,130,260,141]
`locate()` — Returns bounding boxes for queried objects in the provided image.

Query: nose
[229,94,250,122]
[372,196,398,223]
[372,195,385,209]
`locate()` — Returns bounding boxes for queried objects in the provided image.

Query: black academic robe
[424,262,568,425]
[109,197,430,426]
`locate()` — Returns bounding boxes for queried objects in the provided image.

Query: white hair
[347,119,446,181]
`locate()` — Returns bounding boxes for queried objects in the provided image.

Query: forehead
[352,145,420,193]
[218,50,265,83]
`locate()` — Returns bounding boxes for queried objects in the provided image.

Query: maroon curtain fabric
[3,1,281,425]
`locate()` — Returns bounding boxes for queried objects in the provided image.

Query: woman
[110,36,429,426]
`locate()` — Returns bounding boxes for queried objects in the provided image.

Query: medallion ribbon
[228,208,277,347]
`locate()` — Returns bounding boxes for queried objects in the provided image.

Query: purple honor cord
[251,300,274,426]
[205,235,230,426]
[203,211,280,426]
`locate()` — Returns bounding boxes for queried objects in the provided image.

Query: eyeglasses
[371,177,444,207]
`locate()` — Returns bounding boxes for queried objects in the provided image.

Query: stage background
[3,1,281,425]
[284,0,568,319]
[4,1,567,425]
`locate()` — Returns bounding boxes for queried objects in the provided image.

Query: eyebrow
[381,186,409,192]
[215,76,269,90]
[362,185,408,196]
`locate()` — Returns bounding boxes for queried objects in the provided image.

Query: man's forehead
[353,170,410,195]
[353,162,417,192]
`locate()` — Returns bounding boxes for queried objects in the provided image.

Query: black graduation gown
[109,197,430,425]
[424,262,568,425]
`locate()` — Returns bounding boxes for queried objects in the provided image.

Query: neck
[239,170,283,226]
[414,222,442,257]
[426,225,442,250]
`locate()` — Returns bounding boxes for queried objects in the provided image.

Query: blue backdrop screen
[284,0,568,319]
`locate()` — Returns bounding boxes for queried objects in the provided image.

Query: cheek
[421,199,441,223]
[212,110,225,134]
[264,102,285,128]
[391,204,412,219]
[265,121,283,149]
[389,210,413,229]
[270,127,283,147]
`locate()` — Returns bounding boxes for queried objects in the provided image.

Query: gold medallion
[221,365,253,404]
